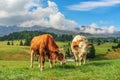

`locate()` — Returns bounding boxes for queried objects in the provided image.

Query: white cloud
[0,11,9,18]
[0,0,117,34]
[0,0,78,31]
[0,0,28,14]
[80,23,116,34]
[67,0,120,11]
[89,23,97,28]
[0,0,32,25]
[19,1,78,31]
[107,26,116,33]
[49,12,78,30]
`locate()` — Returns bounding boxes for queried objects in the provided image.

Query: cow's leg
[39,55,45,71]
[83,55,86,64]
[78,52,84,66]
[78,57,82,66]
[49,59,54,68]
[30,50,34,68]
[47,54,52,68]
[49,55,55,68]
[80,52,87,65]
[49,59,52,68]
[37,55,40,68]
[39,48,45,71]
[73,52,79,66]
[76,58,79,66]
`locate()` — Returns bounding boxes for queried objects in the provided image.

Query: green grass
[56,41,69,47]
[0,59,120,80]
[0,41,120,79]
[0,41,69,61]
[0,40,30,60]
[0,40,22,46]
[94,42,116,54]
[93,42,117,59]
[0,41,119,60]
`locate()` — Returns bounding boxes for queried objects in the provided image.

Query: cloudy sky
[0,0,120,34]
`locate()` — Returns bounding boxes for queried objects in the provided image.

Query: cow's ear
[87,43,92,47]
[58,48,65,54]
[59,48,64,51]
[59,48,64,50]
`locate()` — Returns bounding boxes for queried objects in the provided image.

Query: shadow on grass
[27,60,113,71]
[50,61,111,70]
[95,53,113,60]
[86,60,111,67]
[53,63,77,69]
[62,65,76,69]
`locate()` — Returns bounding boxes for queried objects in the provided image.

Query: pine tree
[66,48,70,57]
[20,40,23,46]
[113,38,118,43]
[117,41,120,48]
[97,42,101,46]
[7,41,10,45]
[24,36,31,46]
[11,41,14,45]
[68,42,71,46]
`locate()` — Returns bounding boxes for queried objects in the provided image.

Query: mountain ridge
[0,25,120,37]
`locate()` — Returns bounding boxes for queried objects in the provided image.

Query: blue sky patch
[28,6,38,12]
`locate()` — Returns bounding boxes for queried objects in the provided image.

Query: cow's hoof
[40,67,44,71]
[30,65,33,68]
[38,65,40,68]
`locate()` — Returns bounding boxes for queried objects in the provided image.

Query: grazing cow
[71,35,91,66]
[30,34,66,71]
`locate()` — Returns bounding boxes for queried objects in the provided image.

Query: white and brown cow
[30,34,66,71]
[71,35,91,66]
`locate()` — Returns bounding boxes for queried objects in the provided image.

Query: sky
[0,0,120,34]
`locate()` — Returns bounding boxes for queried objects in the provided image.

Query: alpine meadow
[0,0,120,80]
[0,34,120,80]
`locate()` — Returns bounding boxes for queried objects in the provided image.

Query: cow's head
[78,41,93,57]
[56,48,66,65]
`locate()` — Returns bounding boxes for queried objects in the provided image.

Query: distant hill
[0,25,120,37]
[0,25,78,36]
[0,30,74,41]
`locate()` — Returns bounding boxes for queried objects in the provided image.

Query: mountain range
[0,25,120,37]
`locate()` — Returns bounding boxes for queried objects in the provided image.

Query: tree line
[2,30,120,59]
[0,31,73,42]
[2,31,96,59]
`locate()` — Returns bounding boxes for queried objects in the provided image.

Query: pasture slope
[0,59,120,80]
[0,41,120,80]
[0,41,119,60]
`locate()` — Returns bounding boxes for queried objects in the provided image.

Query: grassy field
[0,41,69,60]
[94,42,118,59]
[94,42,116,54]
[0,41,120,80]
[0,59,120,80]
[0,40,30,60]
[0,40,119,60]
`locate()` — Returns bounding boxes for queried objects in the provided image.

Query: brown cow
[30,34,66,71]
